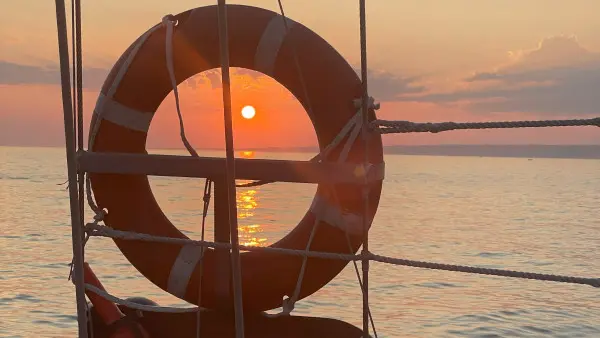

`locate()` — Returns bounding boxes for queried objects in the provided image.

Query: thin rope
[358,0,372,336]
[328,102,379,336]
[84,223,600,288]
[162,16,200,158]
[162,16,213,337]
[54,0,89,336]
[276,0,314,119]
[70,0,76,149]
[85,298,95,338]
[84,284,201,313]
[84,22,164,220]
[236,101,367,188]
[196,179,211,338]
[235,0,318,190]
[215,2,246,336]
[373,117,600,134]
[265,99,374,318]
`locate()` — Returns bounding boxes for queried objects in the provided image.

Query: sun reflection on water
[236,185,267,247]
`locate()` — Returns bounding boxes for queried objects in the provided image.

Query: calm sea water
[1,146,599,337]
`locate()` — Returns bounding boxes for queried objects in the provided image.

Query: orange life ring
[88,4,384,312]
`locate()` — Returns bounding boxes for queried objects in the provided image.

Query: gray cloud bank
[1,60,424,103]
[400,36,600,116]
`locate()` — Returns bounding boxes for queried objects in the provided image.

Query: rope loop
[161,14,177,26]
[93,208,108,223]
[353,96,380,111]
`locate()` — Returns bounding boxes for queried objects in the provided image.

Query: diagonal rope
[235,0,316,189]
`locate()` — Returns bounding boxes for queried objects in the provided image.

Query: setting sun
[241,105,256,119]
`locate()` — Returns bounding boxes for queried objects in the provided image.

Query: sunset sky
[1,0,599,149]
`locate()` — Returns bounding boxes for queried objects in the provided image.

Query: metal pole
[359,0,371,337]
[54,0,89,337]
[74,0,86,260]
[216,1,245,337]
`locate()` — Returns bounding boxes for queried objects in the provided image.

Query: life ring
[88,4,384,313]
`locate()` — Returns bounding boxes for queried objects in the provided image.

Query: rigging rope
[83,223,600,288]
[62,2,600,336]
[196,179,211,338]
[372,117,600,134]
[357,0,372,336]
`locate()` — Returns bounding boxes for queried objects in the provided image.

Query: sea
[1,146,599,337]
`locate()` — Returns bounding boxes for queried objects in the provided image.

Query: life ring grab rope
[80,8,381,317]
[84,1,383,319]
[83,12,382,233]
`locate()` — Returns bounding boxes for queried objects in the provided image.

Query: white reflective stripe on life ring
[254,14,296,76]
[93,93,154,132]
[167,245,204,299]
[309,195,371,236]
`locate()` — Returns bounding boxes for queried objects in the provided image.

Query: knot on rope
[93,208,108,223]
[161,14,177,26]
[281,295,295,316]
[353,96,380,111]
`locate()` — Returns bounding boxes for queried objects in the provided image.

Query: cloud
[400,36,600,116]
[355,68,425,102]
[185,66,424,102]
[0,61,109,88]
[2,59,424,104]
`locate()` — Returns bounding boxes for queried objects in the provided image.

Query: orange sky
[1,0,599,148]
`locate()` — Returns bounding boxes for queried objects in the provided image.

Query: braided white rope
[84,284,201,313]
[84,223,600,288]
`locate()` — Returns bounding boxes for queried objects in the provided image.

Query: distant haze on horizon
[1,0,599,148]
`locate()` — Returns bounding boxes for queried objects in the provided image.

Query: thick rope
[84,223,600,288]
[373,117,600,134]
[86,223,361,261]
[369,254,600,288]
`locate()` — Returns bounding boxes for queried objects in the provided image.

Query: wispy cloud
[0,61,109,88]
[398,36,600,116]
[187,66,425,102]
[355,68,425,102]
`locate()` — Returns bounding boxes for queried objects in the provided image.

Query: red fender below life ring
[89,4,384,313]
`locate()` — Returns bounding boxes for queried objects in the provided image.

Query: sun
[241,105,256,119]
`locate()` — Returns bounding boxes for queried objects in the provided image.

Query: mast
[54,0,89,336]
[216,1,246,337]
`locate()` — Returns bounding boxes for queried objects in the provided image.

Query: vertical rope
[358,0,371,336]
[196,179,212,338]
[75,0,83,154]
[70,0,76,150]
[276,0,314,120]
[216,1,245,337]
[54,0,89,336]
[73,0,86,279]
